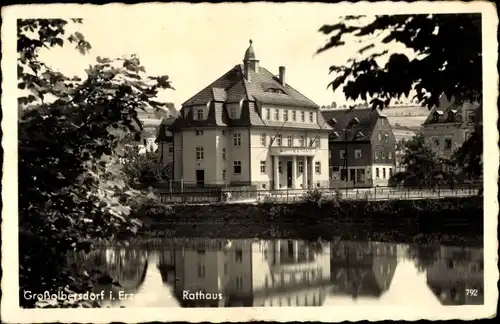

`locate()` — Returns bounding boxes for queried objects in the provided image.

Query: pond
[77,238,484,308]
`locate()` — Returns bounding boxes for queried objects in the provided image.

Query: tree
[316,14,481,110]
[331,101,337,108]
[389,133,448,188]
[18,19,173,307]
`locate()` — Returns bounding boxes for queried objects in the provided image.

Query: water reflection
[78,238,483,307]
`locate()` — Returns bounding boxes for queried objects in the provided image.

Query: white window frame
[222,148,227,160]
[196,108,203,120]
[274,109,280,120]
[287,135,293,147]
[195,129,204,136]
[298,161,304,173]
[355,149,362,159]
[382,168,386,179]
[309,112,314,122]
[276,134,282,146]
[278,161,283,174]
[230,106,237,119]
[340,150,346,159]
[298,136,305,147]
[233,161,242,175]
[260,161,267,174]
[301,111,305,122]
[233,133,241,147]
[292,110,297,121]
[315,161,321,175]
[388,151,392,160]
[266,108,271,120]
[260,133,267,146]
[196,146,204,160]
[376,168,380,179]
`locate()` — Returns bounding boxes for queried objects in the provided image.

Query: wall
[180,128,218,184]
[227,127,251,185]
[173,133,183,181]
[159,142,173,166]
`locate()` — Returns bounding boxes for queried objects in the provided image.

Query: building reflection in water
[426,246,484,305]
[330,241,399,299]
[157,239,332,307]
[79,238,484,307]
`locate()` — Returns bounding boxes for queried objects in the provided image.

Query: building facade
[169,40,332,189]
[321,108,397,187]
[422,94,481,159]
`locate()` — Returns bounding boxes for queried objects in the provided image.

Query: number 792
[466,289,479,296]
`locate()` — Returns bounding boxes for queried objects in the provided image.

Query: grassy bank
[130,196,483,246]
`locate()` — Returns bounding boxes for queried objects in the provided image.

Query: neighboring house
[422,94,481,159]
[321,108,397,187]
[156,116,176,166]
[137,103,177,154]
[330,241,399,298]
[169,40,332,189]
[169,239,332,307]
[426,246,484,305]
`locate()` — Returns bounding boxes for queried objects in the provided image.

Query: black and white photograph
[1,2,498,322]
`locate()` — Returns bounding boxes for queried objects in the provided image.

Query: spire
[243,39,259,79]
[244,39,256,61]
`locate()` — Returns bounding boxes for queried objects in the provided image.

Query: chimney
[279,66,286,86]
[244,63,251,82]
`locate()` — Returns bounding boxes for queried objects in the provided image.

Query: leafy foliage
[389,133,449,188]
[120,135,172,185]
[18,18,173,307]
[317,14,481,110]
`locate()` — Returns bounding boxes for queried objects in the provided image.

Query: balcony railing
[270,146,317,156]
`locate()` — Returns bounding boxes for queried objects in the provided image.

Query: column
[303,156,308,189]
[291,156,297,189]
[275,239,281,265]
[309,157,314,187]
[293,240,299,262]
[304,245,310,261]
[273,155,279,190]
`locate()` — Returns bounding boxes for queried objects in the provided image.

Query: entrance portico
[270,147,316,190]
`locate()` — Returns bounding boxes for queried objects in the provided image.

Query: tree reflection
[406,243,441,272]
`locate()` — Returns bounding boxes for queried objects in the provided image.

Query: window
[230,106,237,119]
[309,112,314,122]
[278,161,283,174]
[196,147,204,160]
[287,135,293,147]
[233,133,241,147]
[197,263,205,277]
[433,137,440,147]
[388,152,392,160]
[222,148,227,160]
[384,133,389,143]
[314,136,320,148]
[276,134,282,146]
[195,130,204,136]
[298,136,305,147]
[266,108,271,120]
[235,249,243,262]
[382,168,386,179]
[340,150,346,159]
[196,108,204,120]
[375,150,379,160]
[315,162,321,175]
[355,149,362,159]
[284,110,289,121]
[376,168,380,179]
[222,130,226,136]
[274,109,280,120]
[235,276,243,292]
[468,112,475,123]
[378,133,382,141]
[292,111,297,121]
[222,169,226,180]
[444,138,452,150]
[233,161,241,174]
[301,111,305,122]
[168,146,174,153]
[298,161,304,173]
[261,133,267,146]
[260,161,266,174]
[381,151,386,159]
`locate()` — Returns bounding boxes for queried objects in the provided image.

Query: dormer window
[432,112,440,122]
[447,109,457,122]
[230,106,237,119]
[329,132,340,140]
[266,88,285,94]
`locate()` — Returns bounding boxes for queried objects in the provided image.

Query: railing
[149,182,482,204]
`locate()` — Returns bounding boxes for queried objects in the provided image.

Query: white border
[1,2,498,322]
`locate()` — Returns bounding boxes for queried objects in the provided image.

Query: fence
[150,182,482,204]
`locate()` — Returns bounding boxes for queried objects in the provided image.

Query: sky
[35,3,416,110]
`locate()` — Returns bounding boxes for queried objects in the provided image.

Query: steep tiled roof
[321,108,383,141]
[156,117,176,142]
[423,94,481,126]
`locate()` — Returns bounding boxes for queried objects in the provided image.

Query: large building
[321,108,397,187]
[168,40,332,189]
[422,94,482,159]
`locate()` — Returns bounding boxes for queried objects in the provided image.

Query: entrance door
[286,161,293,188]
[195,169,205,187]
